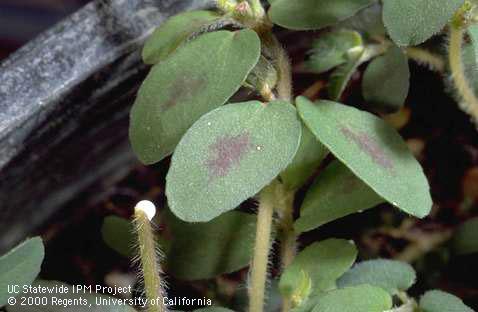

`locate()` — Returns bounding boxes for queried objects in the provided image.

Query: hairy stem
[261,33,293,101]
[134,209,166,312]
[405,47,445,72]
[276,187,296,312]
[249,185,276,312]
[449,20,478,124]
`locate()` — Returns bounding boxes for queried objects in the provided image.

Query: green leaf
[452,217,478,255]
[166,210,256,280]
[0,237,44,307]
[339,3,386,38]
[268,0,376,31]
[279,239,357,296]
[101,216,135,258]
[382,0,464,46]
[311,285,393,312]
[419,290,474,312]
[296,97,432,218]
[142,10,221,64]
[328,46,364,101]
[337,259,416,295]
[306,30,363,74]
[295,160,384,233]
[362,45,410,114]
[7,280,136,312]
[130,29,261,165]
[280,124,328,191]
[166,100,301,222]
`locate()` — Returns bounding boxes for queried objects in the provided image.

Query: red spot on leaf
[341,127,394,171]
[206,132,252,179]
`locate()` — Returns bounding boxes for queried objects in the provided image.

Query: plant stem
[449,9,478,124]
[276,187,296,312]
[134,205,166,312]
[261,33,293,101]
[405,47,445,72]
[249,185,276,312]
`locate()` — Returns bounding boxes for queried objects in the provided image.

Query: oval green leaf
[130,29,261,165]
[166,210,257,280]
[337,259,416,295]
[280,124,328,191]
[306,30,363,74]
[166,100,301,222]
[295,160,384,233]
[7,280,136,312]
[268,0,376,30]
[279,239,357,296]
[296,97,432,218]
[452,217,478,255]
[419,290,474,312]
[362,45,410,113]
[311,285,393,312]
[142,10,221,64]
[0,237,44,307]
[382,0,464,46]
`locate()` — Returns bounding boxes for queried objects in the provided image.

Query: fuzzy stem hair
[133,209,166,312]
[249,185,275,312]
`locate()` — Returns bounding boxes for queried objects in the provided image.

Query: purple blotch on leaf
[341,127,394,171]
[163,75,206,110]
[206,132,252,179]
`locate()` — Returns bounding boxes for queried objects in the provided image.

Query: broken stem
[133,201,166,312]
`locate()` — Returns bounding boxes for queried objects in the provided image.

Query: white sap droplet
[135,200,156,221]
[207,122,212,126]
[256,146,262,151]
[392,202,398,207]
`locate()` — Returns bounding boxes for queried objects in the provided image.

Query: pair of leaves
[279,239,357,298]
[102,210,256,280]
[297,97,432,219]
[6,280,135,312]
[268,0,376,31]
[166,100,301,222]
[0,237,44,307]
[419,290,474,312]
[130,29,261,165]
[383,0,464,46]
